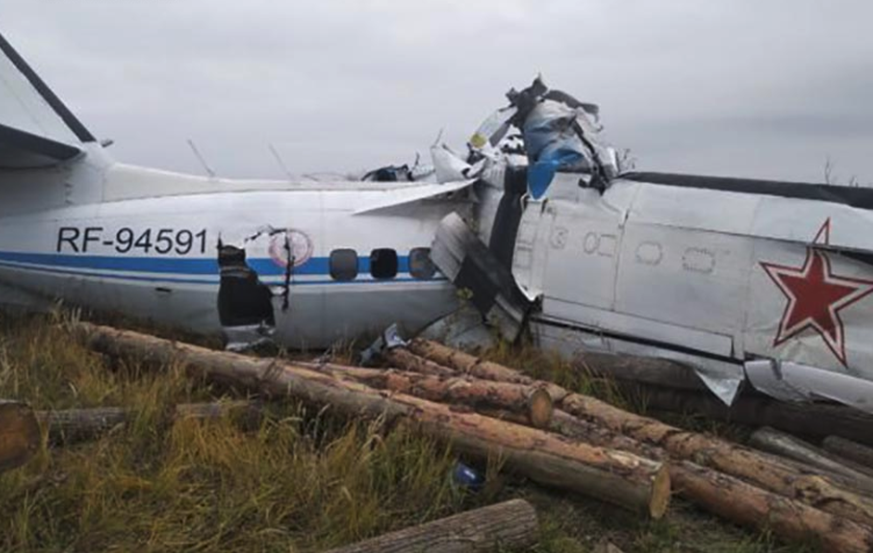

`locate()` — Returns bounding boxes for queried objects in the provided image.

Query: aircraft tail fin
[0,31,95,169]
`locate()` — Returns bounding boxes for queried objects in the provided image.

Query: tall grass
[0,314,465,552]
[0,313,815,552]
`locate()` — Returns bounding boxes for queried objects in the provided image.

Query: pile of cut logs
[3,323,873,553]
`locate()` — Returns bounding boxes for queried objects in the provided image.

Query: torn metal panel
[360,323,407,365]
[431,143,473,184]
[469,105,518,153]
[362,165,415,182]
[217,242,276,351]
[531,317,744,405]
[431,212,531,341]
[487,166,528,271]
[746,359,873,414]
[500,77,619,199]
[510,197,550,302]
[418,304,496,351]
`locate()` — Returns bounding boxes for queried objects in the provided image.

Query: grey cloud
[3,0,872,183]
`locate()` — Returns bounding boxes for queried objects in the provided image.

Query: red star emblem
[760,219,873,366]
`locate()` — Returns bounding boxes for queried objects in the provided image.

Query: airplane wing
[352,179,475,215]
[0,31,93,168]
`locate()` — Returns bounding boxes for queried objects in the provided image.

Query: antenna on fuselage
[268,143,294,181]
[186,139,217,179]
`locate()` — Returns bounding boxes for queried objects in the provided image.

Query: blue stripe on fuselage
[0,250,429,285]
[0,251,411,277]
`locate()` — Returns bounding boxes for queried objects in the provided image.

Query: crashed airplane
[1,31,872,414]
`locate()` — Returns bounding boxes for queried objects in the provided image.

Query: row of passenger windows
[329,247,435,281]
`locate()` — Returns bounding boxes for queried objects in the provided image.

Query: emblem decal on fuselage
[268,229,314,268]
[760,219,873,366]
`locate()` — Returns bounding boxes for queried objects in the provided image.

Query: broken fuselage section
[430,78,873,414]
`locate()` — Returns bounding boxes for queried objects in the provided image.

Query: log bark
[37,406,126,442]
[823,436,873,473]
[749,427,873,493]
[407,340,873,529]
[382,348,458,378]
[37,401,264,443]
[0,400,39,473]
[77,323,671,518]
[539,409,873,552]
[406,339,568,402]
[560,393,873,528]
[494,406,873,552]
[173,400,264,429]
[627,385,873,446]
[313,363,553,428]
[670,460,873,553]
[322,499,539,553]
[572,350,707,392]
[412,338,873,446]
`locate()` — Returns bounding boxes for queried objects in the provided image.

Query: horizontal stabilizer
[0,30,94,168]
[0,123,81,168]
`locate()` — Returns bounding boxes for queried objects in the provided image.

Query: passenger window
[370,248,398,279]
[409,247,435,279]
[330,249,358,281]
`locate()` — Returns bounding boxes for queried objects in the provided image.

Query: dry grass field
[0,311,818,552]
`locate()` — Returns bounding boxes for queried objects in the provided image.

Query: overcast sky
[4,1,872,184]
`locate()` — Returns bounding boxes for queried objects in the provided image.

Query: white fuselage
[512,173,873,406]
[0,158,465,348]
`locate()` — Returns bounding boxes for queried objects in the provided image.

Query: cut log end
[528,388,554,429]
[649,465,672,520]
[0,401,40,473]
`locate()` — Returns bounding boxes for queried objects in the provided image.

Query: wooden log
[322,498,539,553]
[406,339,567,401]
[37,401,264,443]
[572,350,707,392]
[823,436,873,473]
[624,385,873,447]
[671,460,873,553]
[407,340,873,529]
[412,338,873,446]
[37,406,126,442]
[174,400,264,429]
[749,427,873,493]
[0,400,40,473]
[382,348,457,378]
[309,363,553,428]
[502,408,873,553]
[77,323,671,518]
[560,393,873,528]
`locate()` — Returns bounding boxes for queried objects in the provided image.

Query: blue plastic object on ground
[452,461,485,491]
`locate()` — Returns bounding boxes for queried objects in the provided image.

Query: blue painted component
[0,251,411,278]
[451,461,485,491]
[528,160,558,200]
[0,250,444,286]
[527,150,585,200]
